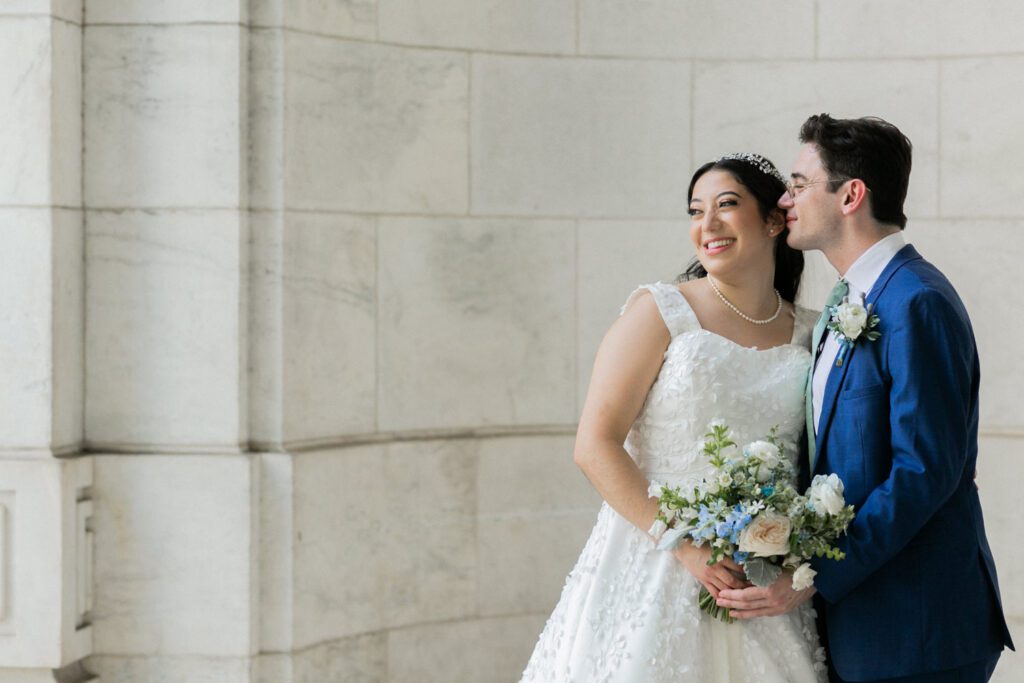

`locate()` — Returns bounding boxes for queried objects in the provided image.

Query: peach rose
[738,510,791,558]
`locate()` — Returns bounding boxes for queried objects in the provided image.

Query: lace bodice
[622,282,816,486]
[521,282,825,683]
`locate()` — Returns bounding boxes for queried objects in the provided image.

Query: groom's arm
[718,286,977,617]
[812,286,976,604]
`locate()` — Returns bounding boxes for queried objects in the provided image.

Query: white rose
[746,440,780,467]
[792,563,817,591]
[738,510,792,558]
[835,301,868,340]
[808,473,846,516]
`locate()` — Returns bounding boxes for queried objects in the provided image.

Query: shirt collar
[841,232,906,298]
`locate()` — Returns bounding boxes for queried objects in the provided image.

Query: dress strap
[620,282,700,338]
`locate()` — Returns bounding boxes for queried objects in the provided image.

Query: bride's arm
[574,291,746,596]
[573,292,667,531]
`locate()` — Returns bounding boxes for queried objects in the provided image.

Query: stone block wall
[1,1,1021,681]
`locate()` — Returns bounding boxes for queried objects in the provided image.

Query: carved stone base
[0,659,97,682]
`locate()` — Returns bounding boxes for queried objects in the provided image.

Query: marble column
[81,2,257,681]
[0,1,92,682]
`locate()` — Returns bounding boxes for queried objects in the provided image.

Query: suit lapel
[812,244,922,473]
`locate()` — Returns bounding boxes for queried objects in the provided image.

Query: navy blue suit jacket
[803,245,1013,681]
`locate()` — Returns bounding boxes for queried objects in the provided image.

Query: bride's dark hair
[679,156,804,303]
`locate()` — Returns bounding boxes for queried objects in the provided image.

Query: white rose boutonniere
[826,297,880,367]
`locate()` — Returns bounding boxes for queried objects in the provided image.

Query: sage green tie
[806,279,849,469]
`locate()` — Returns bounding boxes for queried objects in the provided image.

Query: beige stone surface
[84,25,245,209]
[251,0,376,41]
[248,210,285,447]
[6,2,1017,680]
[84,1,246,24]
[378,217,575,431]
[378,0,575,54]
[580,0,814,59]
[693,60,940,220]
[0,0,80,23]
[86,654,254,683]
[477,510,596,617]
[282,212,376,443]
[0,209,60,448]
[292,441,476,647]
[908,220,1023,432]
[291,632,386,683]
[50,18,82,208]
[577,219,692,408]
[819,1,1024,58]
[472,55,691,217]
[257,454,293,655]
[0,213,50,444]
[0,18,57,206]
[794,250,841,312]
[976,436,1024,625]
[86,210,246,448]
[387,614,546,683]
[247,28,285,213]
[285,35,467,213]
[51,208,84,450]
[0,458,92,667]
[477,435,596,515]
[91,454,257,657]
[990,627,1022,682]
[940,58,1024,218]
[477,436,599,617]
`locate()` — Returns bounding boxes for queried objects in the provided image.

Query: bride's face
[688,169,778,278]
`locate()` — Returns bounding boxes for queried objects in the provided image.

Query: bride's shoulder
[619,281,697,338]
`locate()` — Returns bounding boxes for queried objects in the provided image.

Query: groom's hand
[715,570,815,619]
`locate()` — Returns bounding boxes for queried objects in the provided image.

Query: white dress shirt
[812,232,907,433]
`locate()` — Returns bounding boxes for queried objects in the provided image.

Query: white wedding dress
[521,282,826,683]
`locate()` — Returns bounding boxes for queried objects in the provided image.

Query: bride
[520,153,825,682]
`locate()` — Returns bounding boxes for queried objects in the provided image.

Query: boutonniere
[826,297,880,367]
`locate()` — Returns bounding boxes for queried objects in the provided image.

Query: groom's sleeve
[813,287,976,603]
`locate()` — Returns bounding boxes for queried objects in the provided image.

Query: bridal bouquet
[648,420,855,623]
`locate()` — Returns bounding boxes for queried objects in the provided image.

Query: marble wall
[1,1,1021,681]
[0,2,92,681]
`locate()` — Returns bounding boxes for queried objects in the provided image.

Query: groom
[716,114,1014,682]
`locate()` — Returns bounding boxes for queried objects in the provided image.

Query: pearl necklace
[707,275,783,325]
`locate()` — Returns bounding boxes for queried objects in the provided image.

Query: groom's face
[778,144,842,252]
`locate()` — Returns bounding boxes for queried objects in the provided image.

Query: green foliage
[744,557,783,587]
[650,420,856,624]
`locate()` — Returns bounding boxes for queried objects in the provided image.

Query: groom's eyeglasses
[785,177,868,197]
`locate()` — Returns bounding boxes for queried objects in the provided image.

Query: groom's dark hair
[800,113,913,229]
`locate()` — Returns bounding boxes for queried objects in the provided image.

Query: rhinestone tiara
[715,152,786,184]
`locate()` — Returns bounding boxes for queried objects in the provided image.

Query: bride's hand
[674,542,749,599]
